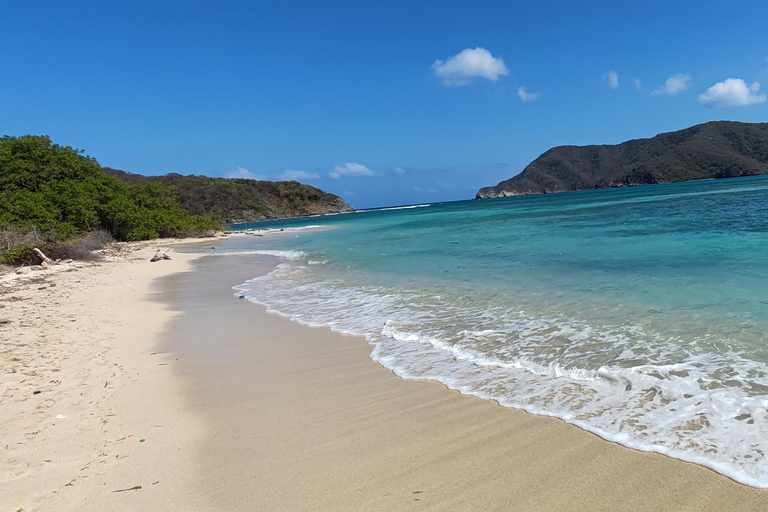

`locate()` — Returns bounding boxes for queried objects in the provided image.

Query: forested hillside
[0,135,219,250]
[104,168,354,223]
[477,121,768,198]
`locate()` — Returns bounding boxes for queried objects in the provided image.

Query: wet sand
[163,254,768,511]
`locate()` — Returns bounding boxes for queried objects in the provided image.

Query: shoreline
[167,254,768,511]
[3,243,768,510]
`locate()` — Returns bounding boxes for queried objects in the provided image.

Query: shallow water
[227,177,768,486]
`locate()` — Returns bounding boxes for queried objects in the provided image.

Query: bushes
[0,227,42,252]
[0,230,115,265]
[0,244,36,265]
[0,135,222,255]
[42,230,114,261]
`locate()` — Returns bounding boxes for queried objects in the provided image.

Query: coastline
[168,254,768,511]
[3,244,768,510]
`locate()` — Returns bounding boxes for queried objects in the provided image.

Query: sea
[223,176,768,487]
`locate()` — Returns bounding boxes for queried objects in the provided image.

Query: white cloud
[699,78,766,107]
[605,71,619,89]
[329,162,377,179]
[517,86,540,102]
[392,167,406,175]
[432,47,509,87]
[227,166,268,180]
[633,79,642,90]
[651,73,692,96]
[413,186,437,193]
[275,169,319,181]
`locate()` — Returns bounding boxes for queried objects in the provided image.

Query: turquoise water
[226,176,768,486]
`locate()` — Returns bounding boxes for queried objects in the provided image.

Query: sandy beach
[3,245,768,511]
[1,244,208,512]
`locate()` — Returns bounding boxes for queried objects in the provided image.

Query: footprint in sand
[2,458,30,478]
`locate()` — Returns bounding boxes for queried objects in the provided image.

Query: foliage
[0,230,118,265]
[477,121,768,198]
[0,135,222,250]
[40,230,113,262]
[0,226,40,252]
[0,244,36,265]
[104,169,354,223]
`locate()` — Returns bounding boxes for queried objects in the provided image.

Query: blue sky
[2,0,767,209]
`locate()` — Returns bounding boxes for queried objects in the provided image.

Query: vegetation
[0,135,220,263]
[104,169,354,223]
[476,121,768,198]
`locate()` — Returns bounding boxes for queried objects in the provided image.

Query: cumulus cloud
[517,86,540,102]
[651,73,692,95]
[227,166,268,180]
[605,71,619,89]
[432,47,509,87]
[699,78,766,107]
[329,162,377,179]
[275,169,319,181]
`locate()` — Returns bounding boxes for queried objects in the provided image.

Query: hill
[104,169,354,223]
[476,121,768,199]
[0,135,219,245]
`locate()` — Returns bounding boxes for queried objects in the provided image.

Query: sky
[2,0,767,209]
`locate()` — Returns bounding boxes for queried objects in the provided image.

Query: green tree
[0,135,221,246]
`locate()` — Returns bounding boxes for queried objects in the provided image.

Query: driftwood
[150,249,172,262]
[15,248,52,274]
[33,248,52,265]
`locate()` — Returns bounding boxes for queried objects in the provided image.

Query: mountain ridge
[104,168,354,223]
[476,121,768,199]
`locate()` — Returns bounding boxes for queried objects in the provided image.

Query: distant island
[104,168,354,223]
[476,121,768,199]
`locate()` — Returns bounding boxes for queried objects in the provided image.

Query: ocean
[223,176,768,487]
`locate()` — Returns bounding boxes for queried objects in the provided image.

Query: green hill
[104,168,354,223]
[476,121,768,198]
[0,135,219,244]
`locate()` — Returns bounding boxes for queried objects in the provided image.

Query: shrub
[41,230,114,261]
[0,135,222,246]
[0,244,36,265]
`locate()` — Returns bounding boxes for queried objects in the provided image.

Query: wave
[362,204,432,212]
[233,261,768,488]
[208,249,306,260]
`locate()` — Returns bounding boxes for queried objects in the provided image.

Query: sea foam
[234,259,768,488]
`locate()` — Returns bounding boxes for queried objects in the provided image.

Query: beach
[3,242,768,511]
[1,244,207,512]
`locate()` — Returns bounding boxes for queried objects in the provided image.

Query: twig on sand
[112,485,142,492]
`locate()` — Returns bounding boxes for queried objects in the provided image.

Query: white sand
[1,245,207,512]
[3,243,768,511]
